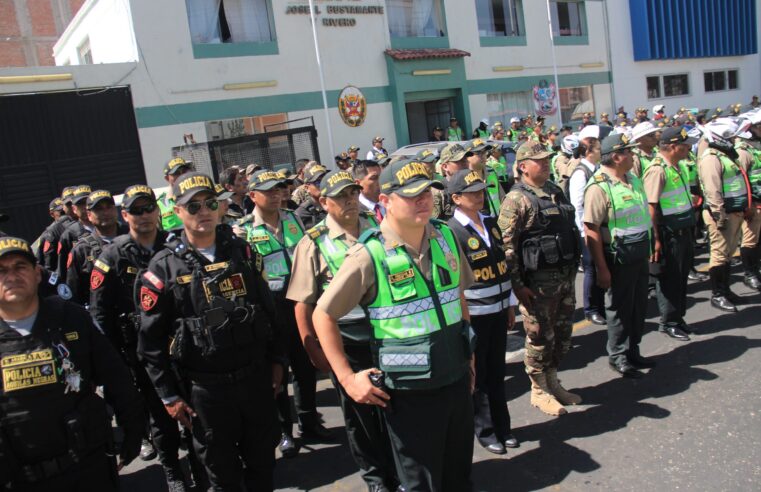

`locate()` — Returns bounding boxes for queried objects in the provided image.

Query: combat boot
[546,369,582,405]
[529,373,567,416]
[740,247,761,290]
[709,266,736,312]
[163,465,188,492]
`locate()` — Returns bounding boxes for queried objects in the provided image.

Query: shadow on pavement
[475,333,761,491]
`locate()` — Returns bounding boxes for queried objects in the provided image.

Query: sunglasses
[184,198,219,215]
[127,203,158,215]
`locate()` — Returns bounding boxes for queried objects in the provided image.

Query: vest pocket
[376,337,432,384]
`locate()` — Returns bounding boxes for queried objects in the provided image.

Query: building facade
[3,0,616,187]
[608,0,760,116]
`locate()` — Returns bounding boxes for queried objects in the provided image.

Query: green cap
[465,138,493,153]
[415,149,438,163]
[515,141,553,162]
[0,237,36,264]
[303,164,328,184]
[320,170,361,198]
[448,169,487,195]
[248,169,286,191]
[439,143,470,163]
[380,159,444,197]
[600,133,637,156]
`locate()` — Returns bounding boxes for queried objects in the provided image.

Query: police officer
[448,170,518,454]
[137,172,285,490]
[294,164,329,229]
[465,138,504,217]
[157,157,193,232]
[89,185,196,491]
[313,159,476,492]
[699,118,750,312]
[432,143,473,220]
[630,121,659,178]
[287,170,396,491]
[66,191,125,306]
[584,133,654,378]
[642,127,699,341]
[35,191,75,274]
[734,112,761,290]
[292,161,320,205]
[498,142,581,416]
[447,117,464,141]
[56,185,93,282]
[347,146,361,168]
[354,160,385,222]
[366,137,388,161]
[0,236,144,491]
[237,169,331,457]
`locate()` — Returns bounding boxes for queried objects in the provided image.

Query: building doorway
[405,98,454,144]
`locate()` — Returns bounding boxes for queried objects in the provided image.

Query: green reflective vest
[586,171,652,264]
[476,128,490,139]
[508,129,520,143]
[736,141,761,200]
[361,222,470,390]
[633,148,655,177]
[242,211,304,293]
[650,157,695,230]
[550,153,560,182]
[484,168,502,217]
[702,148,749,212]
[157,194,183,232]
[447,127,463,141]
[487,156,508,181]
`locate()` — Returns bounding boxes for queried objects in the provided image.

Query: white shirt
[4,311,38,336]
[453,208,491,247]
[569,158,596,237]
[359,194,385,217]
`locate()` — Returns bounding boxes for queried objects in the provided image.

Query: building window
[186,0,274,44]
[77,38,93,65]
[646,74,690,99]
[559,86,594,123]
[550,0,584,37]
[487,91,533,124]
[387,0,446,38]
[705,69,739,92]
[476,0,522,37]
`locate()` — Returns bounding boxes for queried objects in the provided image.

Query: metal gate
[172,117,320,179]
[0,86,145,241]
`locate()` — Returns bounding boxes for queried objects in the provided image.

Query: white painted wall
[607,0,761,114]
[53,0,138,65]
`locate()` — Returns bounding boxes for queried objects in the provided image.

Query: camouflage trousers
[520,265,577,375]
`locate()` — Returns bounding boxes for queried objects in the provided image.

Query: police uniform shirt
[294,197,327,230]
[642,153,675,204]
[698,149,735,217]
[316,220,474,321]
[286,215,374,305]
[582,165,633,244]
[66,233,117,305]
[241,206,305,244]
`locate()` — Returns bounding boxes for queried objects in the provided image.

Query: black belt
[186,364,258,385]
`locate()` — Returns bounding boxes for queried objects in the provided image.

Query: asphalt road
[122,253,761,491]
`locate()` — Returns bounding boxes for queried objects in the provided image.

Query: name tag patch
[1,349,57,392]
[250,235,270,243]
[203,273,247,301]
[126,266,138,274]
[176,275,192,284]
[204,262,229,272]
[388,268,414,284]
[469,251,488,261]
[64,332,79,342]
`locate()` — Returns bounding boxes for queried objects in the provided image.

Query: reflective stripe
[468,298,512,316]
[660,188,686,200]
[339,305,366,322]
[613,224,651,236]
[380,353,429,367]
[464,280,511,299]
[367,287,460,319]
[662,201,692,216]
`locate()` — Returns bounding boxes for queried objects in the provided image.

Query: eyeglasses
[184,198,219,215]
[127,203,158,215]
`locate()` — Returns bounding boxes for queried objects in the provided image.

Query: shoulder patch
[140,286,159,311]
[90,270,105,290]
[143,271,164,290]
[307,224,328,240]
[594,174,607,183]
[176,275,192,284]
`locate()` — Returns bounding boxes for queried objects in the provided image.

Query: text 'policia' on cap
[0,237,36,263]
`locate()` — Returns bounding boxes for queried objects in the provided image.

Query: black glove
[119,418,144,467]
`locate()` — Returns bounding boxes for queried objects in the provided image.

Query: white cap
[578,125,614,142]
[510,117,520,124]
[481,118,489,125]
[631,121,659,142]
[653,104,666,113]
[705,117,741,140]
[561,135,579,154]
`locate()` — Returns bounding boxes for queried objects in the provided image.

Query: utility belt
[170,298,270,362]
[3,392,110,484]
[185,364,260,386]
[521,233,578,272]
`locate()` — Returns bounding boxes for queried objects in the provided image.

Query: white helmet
[561,135,580,155]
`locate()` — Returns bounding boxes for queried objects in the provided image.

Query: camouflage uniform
[432,187,455,221]
[291,184,310,205]
[497,182,577,376]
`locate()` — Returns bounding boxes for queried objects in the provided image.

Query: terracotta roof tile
[384,48,471,61]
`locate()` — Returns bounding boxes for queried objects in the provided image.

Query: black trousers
[605,258,649,364]
[471,310,511,447]
[274,298,318,434]
[655,228,693,329]
[329,343,397,489]
[189,369,278,491]
[134,363,181,467]
[582,241,606,317]
[384,376,474,492]
[10,450,117,492]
